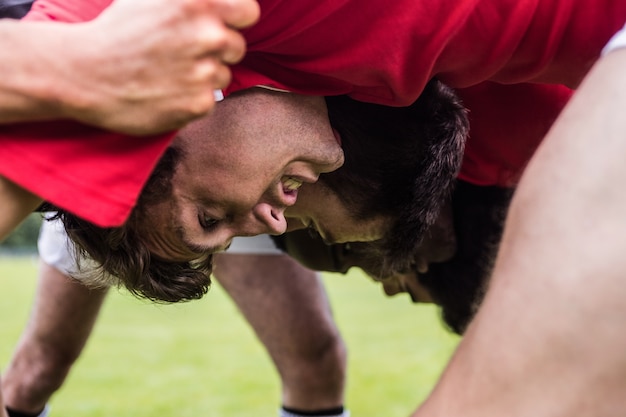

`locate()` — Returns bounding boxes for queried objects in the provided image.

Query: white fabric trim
[226,235,283,255]
[602,22,626,55]
[255,85,292,93]
[38,404,51,417]
[37,217,80,276]
[38,217,97,279]
[39,218,283,279]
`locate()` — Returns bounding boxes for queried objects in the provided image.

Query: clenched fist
[63,0,259,134]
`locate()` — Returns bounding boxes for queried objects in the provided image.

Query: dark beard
[274,180,514,336]
[417,181,514,334]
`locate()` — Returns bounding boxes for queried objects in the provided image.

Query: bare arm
[413,48,626,416]
[2,261,107,414]
[0,175,42,242]
[0,0,259,134]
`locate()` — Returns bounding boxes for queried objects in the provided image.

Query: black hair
[323,79,469,273]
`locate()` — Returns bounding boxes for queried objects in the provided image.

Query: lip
[280,188,298,207]
[279,173,319,206]
[275,180,300,207]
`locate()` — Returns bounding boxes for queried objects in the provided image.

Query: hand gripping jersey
[0,0,623,226]
[0,0,173,226]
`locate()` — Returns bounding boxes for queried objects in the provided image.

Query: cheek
[136,203,174,254]
[319,210,352,235]
[289,185,319,216]
[419,230,457,263]
[141,199,171,228]
[341,217,388,242]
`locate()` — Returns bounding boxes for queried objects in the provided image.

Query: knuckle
[187,92,216,117]
[213,65,233,88]
[195,24,246,63]
[192,58,219,81]
[222,0,260,27]
[222,31,247,63]
[195,21,228,48]
[182,0,260,28]
[198,0,261,27]
[179,0,201,13]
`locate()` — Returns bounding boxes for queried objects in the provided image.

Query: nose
[307,139,344,175]
[318,149,344,174]
[240,202,287,236]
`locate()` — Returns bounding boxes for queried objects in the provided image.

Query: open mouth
[279,177,304,207]
[282,177,303,193]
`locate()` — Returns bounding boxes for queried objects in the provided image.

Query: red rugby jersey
[0,0,622,225]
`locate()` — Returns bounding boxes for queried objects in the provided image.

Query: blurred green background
[0,213,41,253]
[0,220,459,417]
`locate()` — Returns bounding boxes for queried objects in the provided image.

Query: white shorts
[225,234,283,255]
[38,217,82,276]
[603,22,626,55]
[38,218,282,276]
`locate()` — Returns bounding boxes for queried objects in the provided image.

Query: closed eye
[199,213,220,231]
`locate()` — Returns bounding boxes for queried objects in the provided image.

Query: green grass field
[0,257,459,417]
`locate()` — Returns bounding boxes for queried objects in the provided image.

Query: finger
[193,56,233,89]
[218,28,247,64]
[195,20,247,64]
[208,0,260,29]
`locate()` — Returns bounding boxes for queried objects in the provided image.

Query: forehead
[173,91,307,158]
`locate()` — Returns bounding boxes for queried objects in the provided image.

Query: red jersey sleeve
[457,82,573,188]
[0,0,175,227]
[26,0,112,22]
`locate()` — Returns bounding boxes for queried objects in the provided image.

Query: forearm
[0,175,42,241]
[414,48,626,416]
[0,0,258,134]
[0,19,83,124]
[3,261,107,412]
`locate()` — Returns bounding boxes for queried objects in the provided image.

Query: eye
[199,213,220,231]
